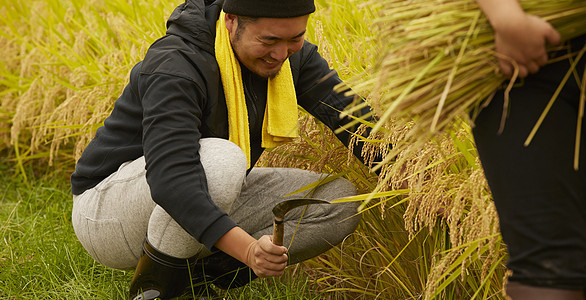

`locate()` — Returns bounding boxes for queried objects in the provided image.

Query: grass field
[0,165,337,299]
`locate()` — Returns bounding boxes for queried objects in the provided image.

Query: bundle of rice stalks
[334,2,584,297]
[346,0,586,171]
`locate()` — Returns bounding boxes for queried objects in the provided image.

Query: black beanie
[223,0,315,18]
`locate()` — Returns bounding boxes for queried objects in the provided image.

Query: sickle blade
[271,198,331,246]
[272,198,330,218]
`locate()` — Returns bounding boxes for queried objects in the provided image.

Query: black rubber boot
[197,250,258,290]
[505,282,585,300]
[129,240,202,300]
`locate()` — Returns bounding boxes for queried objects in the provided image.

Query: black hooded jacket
[71,0,370,250]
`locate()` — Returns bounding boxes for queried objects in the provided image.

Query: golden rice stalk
[0,0,174,170]
[349,119,505,298]
[347,0,586,149]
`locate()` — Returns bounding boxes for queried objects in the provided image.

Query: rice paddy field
[2,0,583,299]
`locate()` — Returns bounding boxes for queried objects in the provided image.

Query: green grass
[0,163,129,299]
[0,162,331,300]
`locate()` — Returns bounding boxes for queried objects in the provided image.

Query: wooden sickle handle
[272,217,284,246]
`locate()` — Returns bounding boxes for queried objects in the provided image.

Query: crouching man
[70,0,373,299]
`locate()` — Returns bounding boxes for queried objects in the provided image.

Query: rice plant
[0,0,516,299]
[0,0,177,175]
[293,0,510,298]
[315,0,584,298]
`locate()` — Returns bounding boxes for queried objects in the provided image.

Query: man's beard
[266,67,281,79]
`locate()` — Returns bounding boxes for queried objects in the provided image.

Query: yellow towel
[215,11,299,167]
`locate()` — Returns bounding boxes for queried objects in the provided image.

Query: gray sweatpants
[72,138,361,270]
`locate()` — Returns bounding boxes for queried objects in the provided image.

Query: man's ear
[225,13,237,34]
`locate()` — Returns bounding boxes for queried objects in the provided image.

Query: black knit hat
[223,0,315,18]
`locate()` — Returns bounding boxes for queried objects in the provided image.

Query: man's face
[225,14,309,78]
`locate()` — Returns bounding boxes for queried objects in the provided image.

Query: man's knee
[199,138,247,213]
[314,176,358,200]
[323,177,361,237]
[199,138,246,171]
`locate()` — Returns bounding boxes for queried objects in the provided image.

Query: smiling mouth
[262,58,280,65]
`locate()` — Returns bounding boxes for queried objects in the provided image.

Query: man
[474,0,585,299]
[70,0,373,299]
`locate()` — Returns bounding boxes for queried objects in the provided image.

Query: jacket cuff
[199,215,238,250]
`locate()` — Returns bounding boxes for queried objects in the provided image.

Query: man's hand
[245,235,288,277]
[476,0,561,78]
[214,227,288,278]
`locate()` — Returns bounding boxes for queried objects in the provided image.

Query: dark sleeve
[139,72,236,250]
[294,41,375,163]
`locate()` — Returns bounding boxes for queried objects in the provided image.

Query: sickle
[272,198,330,246]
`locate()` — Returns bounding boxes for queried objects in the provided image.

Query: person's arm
[476,0,561,78]
[214,227,288,277]
[139,51,287,277]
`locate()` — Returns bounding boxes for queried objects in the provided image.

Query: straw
[348,0,586,169]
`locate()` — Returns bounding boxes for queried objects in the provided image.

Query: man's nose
[270,42,289,61]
